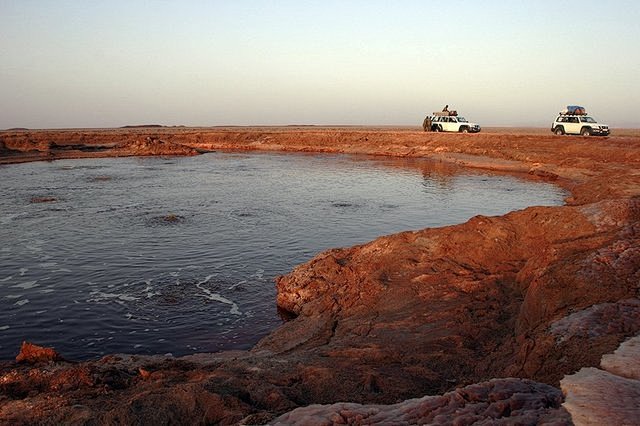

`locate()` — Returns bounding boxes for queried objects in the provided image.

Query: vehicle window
[457,117,468,122]
[569,117,579,123]
[557,117,565,122]
[580,117,596,123]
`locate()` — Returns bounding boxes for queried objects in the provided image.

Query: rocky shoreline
[1,128,639,424]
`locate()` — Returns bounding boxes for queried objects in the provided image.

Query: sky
[1,0,639,128]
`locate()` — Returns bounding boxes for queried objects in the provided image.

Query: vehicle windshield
[580,116,597,123]
[457,117,468,122]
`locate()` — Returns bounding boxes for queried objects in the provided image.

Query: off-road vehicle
[551,107,609,136]
[425,112,481,133]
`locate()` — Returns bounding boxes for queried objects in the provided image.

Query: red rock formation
[15,342,63,364]
[0,130,199,163]
[114,137,199,157]
[270,198,639,389]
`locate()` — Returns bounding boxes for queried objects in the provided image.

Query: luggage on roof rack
[433,111,458,117]
[561,105,587,115]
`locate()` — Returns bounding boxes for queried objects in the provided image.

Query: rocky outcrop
[15,342,64,364]
[114,136,199,157]
[0,131,199,163]
[269,198,640,390]
[561,335,640,425]
[0,128,639,424]
[0,133,51,153]
[273,378,571,425]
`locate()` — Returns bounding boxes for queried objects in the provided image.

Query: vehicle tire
[460,127,469,133]
[581,127,592,136]
[554,126,565,135]
[433,125,440,132]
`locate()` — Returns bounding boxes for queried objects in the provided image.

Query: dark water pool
[0,152,566,360]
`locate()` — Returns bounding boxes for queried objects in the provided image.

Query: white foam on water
[0,275,13,282]
[5,294,22,299]
[53,268,72,273]
[39,262,58,268]
[14,299,29,306]
[11,280,38,290]
[40,289,55,294]
[228,280,247,290]
[88,291,140,303]
[0,325,9,330]
[195,276,242,315]
[142,279,159,298]
[19,268,28,276]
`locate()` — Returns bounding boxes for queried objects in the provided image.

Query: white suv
[430,115,481,133]
[551,114,610,136]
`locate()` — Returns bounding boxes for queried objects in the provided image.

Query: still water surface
[0,152,565,360]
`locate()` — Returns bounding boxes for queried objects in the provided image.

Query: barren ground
[0,127,639,424]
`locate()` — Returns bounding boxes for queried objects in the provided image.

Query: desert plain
[0,127,639,424]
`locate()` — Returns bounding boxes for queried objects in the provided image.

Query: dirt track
[0,128,639,424]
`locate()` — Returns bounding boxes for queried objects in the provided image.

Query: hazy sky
[1,0,639,128]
